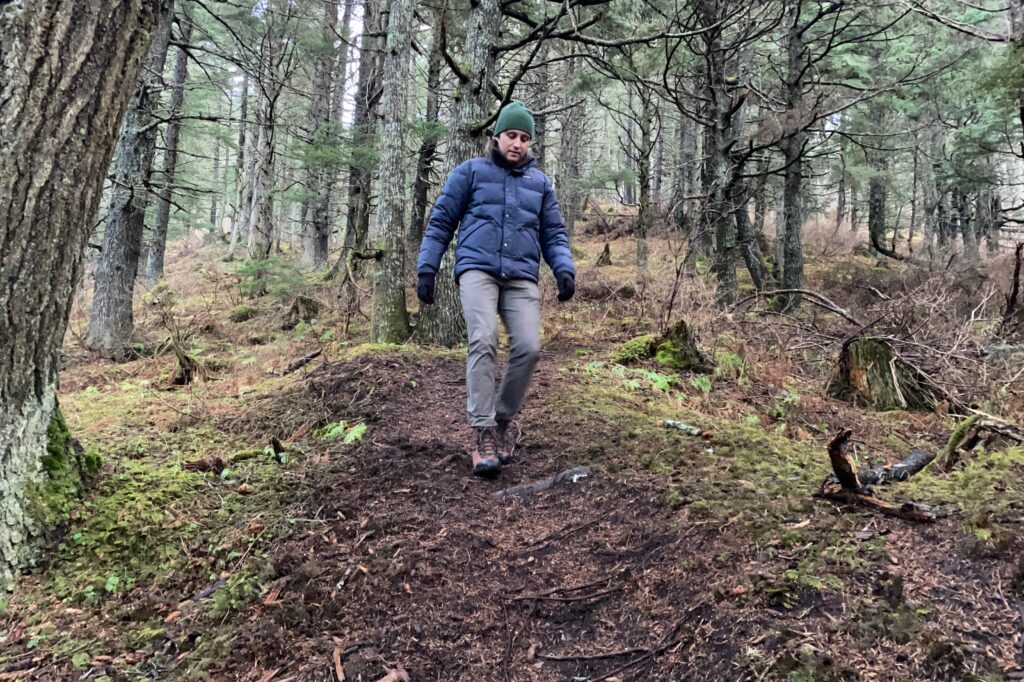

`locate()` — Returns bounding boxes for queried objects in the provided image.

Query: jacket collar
[490,146,535,174]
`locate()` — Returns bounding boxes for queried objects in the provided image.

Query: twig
[510,586,621,603]
[537,646,650,662]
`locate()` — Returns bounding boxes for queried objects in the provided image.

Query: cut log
[492,466,591,501]
[829,337,946,411]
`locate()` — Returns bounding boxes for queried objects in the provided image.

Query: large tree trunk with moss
[829,338,945,411]
[369,0,414,342]
[415,0,501,346]
[0,0,164,586]
[86,3,175,356]
[147,11,193,283]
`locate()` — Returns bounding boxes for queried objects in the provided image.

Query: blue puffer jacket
[417,150,575,283]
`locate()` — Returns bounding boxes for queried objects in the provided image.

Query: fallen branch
[936,412,1024,471]
[816,429,936,523]
[510,585,620,603]
[733,288,862,326]
[492,466,591,500]
[818,486,936,522]
[283,348,322,374]
[858,449,935,485]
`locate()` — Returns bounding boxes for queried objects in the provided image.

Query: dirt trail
[234,352,724,680]
[221,350,1022,681]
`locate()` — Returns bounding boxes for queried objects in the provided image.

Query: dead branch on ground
[815,429,936,523]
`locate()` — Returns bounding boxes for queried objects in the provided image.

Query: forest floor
[2,227,1023,681]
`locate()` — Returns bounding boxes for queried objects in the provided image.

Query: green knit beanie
[493,101,535,139]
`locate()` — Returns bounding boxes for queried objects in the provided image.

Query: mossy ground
[4,234,1023,680]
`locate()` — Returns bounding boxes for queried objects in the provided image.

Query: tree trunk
[86,2,175,355]
[528,40,550,167]
[409,13,443,249]
[226,74,249,261]
[246,41,280,260]
[415,0,501,346]
[301,0,340,270]
[370,0,415,342]
[636,92,655,271]
[343,0,386,262]
[779,1,806,311]
[557,55,584,238]
[958,190,979,260]
[835,153,846,232]
[210,142,221,233]
[849,185,859,233]
[0,0,165,586]
[147,12,193,283]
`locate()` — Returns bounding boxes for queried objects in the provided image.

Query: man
[416,101,576,477]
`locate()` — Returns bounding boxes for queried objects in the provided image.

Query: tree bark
[147,12,193,283]
[343,0,386,262]
[300,0,341,270]
[409,12,443,249]
[210,142,221,233]
[557,55,585,238]
[369,0,416,342]
[779,0,806,311]
[635,92,655,271]
[415,0,502,346]
[86,2,175,355]
[0,0,165,586]
[226,74,249,261]
[246,0,294,262]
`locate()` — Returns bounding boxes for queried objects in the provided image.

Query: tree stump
[282,295,321,330]
[829,337,943,411]
[655,319,713,373]
[596,242,612,267]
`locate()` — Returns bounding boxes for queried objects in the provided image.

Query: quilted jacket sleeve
[539,177,576,278]
[417,161,473,276]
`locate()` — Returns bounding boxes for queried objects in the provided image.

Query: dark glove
[556,273,575,302]
[417,273,436,305]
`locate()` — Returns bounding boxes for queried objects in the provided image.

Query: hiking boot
[471,427,501,477]
[495,420,520,465]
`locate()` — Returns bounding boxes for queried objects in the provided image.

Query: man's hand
[417,273,436,305]
[556,273,575,302]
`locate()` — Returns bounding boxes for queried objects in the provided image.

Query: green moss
[27,408,101,530]
[934,414,980,471]
[903,446,1024,537]
[228,305,259,323]
[610,334,656,364]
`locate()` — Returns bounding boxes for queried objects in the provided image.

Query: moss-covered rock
[610,334,657,365]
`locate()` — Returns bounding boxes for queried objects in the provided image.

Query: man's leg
[495,278,542,425]
[460,270,501,428]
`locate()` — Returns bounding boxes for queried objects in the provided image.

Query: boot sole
[473,459,501,477]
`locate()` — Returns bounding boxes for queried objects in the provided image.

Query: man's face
[497,129,531,163]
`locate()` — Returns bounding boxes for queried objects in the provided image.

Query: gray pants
[459,270,542,428]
